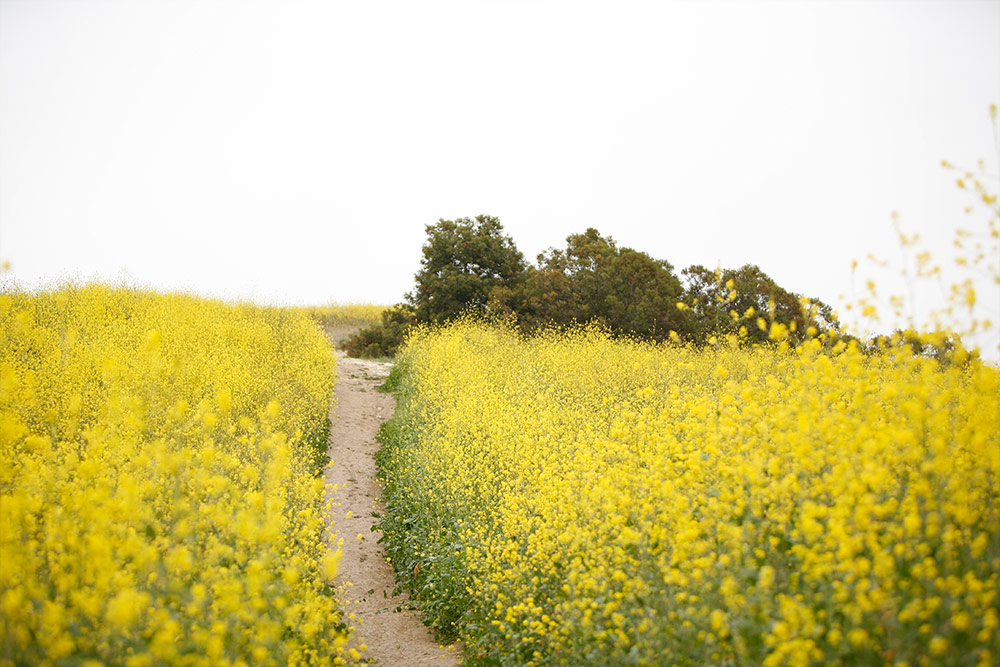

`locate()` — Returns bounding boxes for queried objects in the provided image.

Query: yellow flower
[929,636,948,655]
[0,286,350,664]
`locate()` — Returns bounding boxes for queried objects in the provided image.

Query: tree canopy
[519,228,693,340]
[680,264,840,344]
[345,215,843,357]
[405,215,527,324]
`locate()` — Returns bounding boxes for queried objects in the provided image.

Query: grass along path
[324,351,461,666]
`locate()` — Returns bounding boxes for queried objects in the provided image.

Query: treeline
[345,215,842,358]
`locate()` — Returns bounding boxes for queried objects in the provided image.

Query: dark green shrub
[342,305,416,358]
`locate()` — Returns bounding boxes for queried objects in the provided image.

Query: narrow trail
[324,351,461,666]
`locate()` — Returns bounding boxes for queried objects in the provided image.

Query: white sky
[2,0,998,339]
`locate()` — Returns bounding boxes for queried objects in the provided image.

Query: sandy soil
[324,351,462,666]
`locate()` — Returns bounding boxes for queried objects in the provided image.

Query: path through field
[324,351,461,666]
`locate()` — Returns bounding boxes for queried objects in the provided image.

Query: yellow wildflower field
[378,321,999,666]
[0,285,351,665]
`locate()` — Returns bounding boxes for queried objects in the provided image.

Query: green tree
[520,228,693,340]
[681,263,840,344]
[406,215,527,324]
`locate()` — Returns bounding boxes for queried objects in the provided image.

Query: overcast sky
[2,0,998,341]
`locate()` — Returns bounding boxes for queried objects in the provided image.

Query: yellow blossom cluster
[0,285,352,666]
[378,320,999,666]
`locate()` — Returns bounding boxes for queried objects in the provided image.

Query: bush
[342,305,416,358]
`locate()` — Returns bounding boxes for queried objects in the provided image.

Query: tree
[406,215,527,324]
[344,216,845,359]
[680,263,840,344]
[519,228,693,340]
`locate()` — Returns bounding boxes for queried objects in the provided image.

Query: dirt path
[324,352,461,666]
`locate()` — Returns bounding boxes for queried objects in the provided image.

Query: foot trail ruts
[324,351,461,665]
